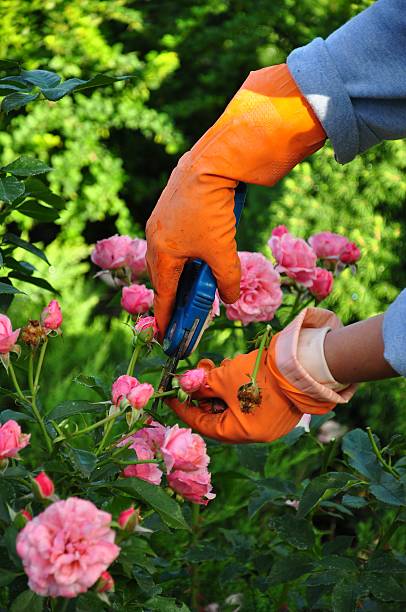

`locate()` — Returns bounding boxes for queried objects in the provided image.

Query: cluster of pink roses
[112,374,154,411]
[91,235,154,316]
[120,420,215,505]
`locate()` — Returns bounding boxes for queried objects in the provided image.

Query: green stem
[376,508,401,550]
[96,418,115,457]
[126,344,142,376]
[27,351,53,454]
[251,325,271,384]
[55,408,126,442]
[152,389,177,399]
[8,361,25,400]
[28,352,35,394]
[190,504,201,611]
[367,427,399,479]
[115,459,161,466]
[34,338,48,392]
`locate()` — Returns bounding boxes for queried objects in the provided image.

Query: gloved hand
[168,309,356,443]
[146,64,326,338]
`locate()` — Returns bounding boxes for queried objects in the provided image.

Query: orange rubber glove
[146,64,326,338]
[168,309,356,443]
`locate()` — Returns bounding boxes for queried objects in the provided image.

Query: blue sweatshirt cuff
[383,290,406,377]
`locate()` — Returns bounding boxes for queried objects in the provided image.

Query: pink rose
[118,506,141,532]
[122,441,163,485]
[161,424,209,473]
[178,368,207,394]
[271,225,289,238]
[225,252,282,325]
[211,291,220,319]
[41,300,63,331]
[125,420,167,452]
[0,420,30,459]
[309,267,334,301]
[112,375,139,406]
[127,383,154,409]
[127,238,148,280]
[340,241,361,264]
[16,497,120,598]
[167,468,215,505]
[134,315,158,342]
[33,472,55,499]
[308,232,349,260]
[121,284,154,315]
[0,314,20,354]
[91,234,132,270]
[269,232,317,287]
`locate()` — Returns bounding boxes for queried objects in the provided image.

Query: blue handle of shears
[163,182,247,358]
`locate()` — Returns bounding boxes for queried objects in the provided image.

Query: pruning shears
[152,182,247,408]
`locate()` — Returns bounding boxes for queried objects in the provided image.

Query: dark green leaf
[270,515,315,550]
[0,60,21,72]
[65,446,97,478]
[8,270,57,293]
[297,472,355,518]
[248,477,295,518]
[0,175,25,203]
[24,177,65,209]
[322,536,354,556]
[236,443,268,473]
[4,256,36,275]
[70,73,130,92]
[133,567,161,596]
[143,596,190,611]
[306,570,341,587]
[367,551,406,574]
[3,233,49,264]
[369,472,406,506]
[278,425,306,446]
[0,409,35,423]
[2,155,52,177]
[10,590,44,612]
[365,574,406,602]
[73,374,110,400]
[1,92,39,112]
[47,400,107,421]
[316,555,357,572]
[332,577,361,612]
[0,76,30,88]
[21,69,61,89]
[41,74,131,101]
[342,428,382,481]
[111,478,189,530]
[3,526,21,567]
[0,83,27,95]
[0,282,24,295]
[17,200,60,222]
[342,494,368,509]
[0,569,21,586]
[269,552,314,584]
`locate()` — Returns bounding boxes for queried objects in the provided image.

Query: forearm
[324,314,398,383]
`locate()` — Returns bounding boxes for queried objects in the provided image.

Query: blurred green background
[1,0,406,436]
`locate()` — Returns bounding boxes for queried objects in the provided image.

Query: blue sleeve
[383,290,406,377]
[287,0,406,164]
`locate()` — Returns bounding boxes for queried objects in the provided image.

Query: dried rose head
[237,381,262,414]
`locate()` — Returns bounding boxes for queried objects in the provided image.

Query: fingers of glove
[203,231,241,306]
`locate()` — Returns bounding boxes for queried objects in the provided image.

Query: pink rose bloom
[91,234,132,270]
[308,232,349,260]
[127,383,154,409]
[0,314,20,354]
[225,252,282,325]
[134,315,158,342]
[112,375,139,406]
[0,420,30,459]
[168,468,215,505]
[125,420,167,452]
[211,291,220,318]
[122,441,163,485]
[127,238,148,279]
[121,284,154,315]
[269,232,317,287]
[33,472,55,499]
[340,241,361,264]
[271,225,289,238]
[41,300,63,331]
[161,424,209,473]
[178,368,207,394]
[16,497,120,598]
[309,267,334,301]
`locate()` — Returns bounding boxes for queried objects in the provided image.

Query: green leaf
[3,526,21,567]
[4,256,36,275]
[269,552,314,584]
[8,271,57,293]
[342,428,382,481]
[0,569,21,586]
[143,596,190,611]
[278,425,307,446]
[297,472,355,518]
[24,177,65,209]
[111,478,189,530]
[369,472,406,506]
[1,92,39,113]
[65,446,97,478]
[365,573,406,602]
[0,175,25,203]
[73,374,110,400]
[0,282,24,295]
[0,410,35,424]
[316,555,357,572]
[236,443,268,473]
[0,60,21,72]
[269,515,315,550]
[248,477,295,518]
[17,200,60,222]
[41,74,131,101]
[342,494,368,509]
[367,551,406,574]
[2,156,52,177]
[70,73,131,92]
[47,400,107,421]
[3,233,49,264]
[21,69,61,89]
[322,536,354,556]
[332,577,361,612]
[10,590,44,612]
[0,83,28,95]
[306,570,340,587]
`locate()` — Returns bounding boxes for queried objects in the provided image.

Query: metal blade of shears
[151,333,189,411]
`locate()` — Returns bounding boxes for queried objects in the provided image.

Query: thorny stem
[251,325,272,384]
[366,426,399,479]
[28,351,53,454]
[8,361,25,401]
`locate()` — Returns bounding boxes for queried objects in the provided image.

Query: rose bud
[340,241,361,264]
[96,571,115,594]
[14,508,33,529]
[134,316,158,343]
[41,300,63,332]
[33,471,55,500]
[178,368,207,394]
[118,506,142,532]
